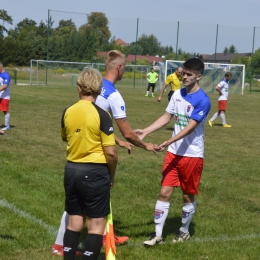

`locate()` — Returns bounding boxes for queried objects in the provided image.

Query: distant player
[145,67,159,97]
[208,72,233,128]
[0,62,11,131]
[157,66,183,102]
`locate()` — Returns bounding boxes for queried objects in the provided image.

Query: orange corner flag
[106,201,117,260]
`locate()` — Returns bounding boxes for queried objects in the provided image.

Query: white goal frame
[162,60,245,94]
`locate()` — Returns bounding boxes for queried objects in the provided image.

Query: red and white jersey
[166,88,211,158]
[217,78,229,101]
[95,78,126,119]
[0,71,11,100]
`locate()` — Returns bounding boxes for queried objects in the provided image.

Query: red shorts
[0,99,9,112]
[218,100,227,111]
[161,152,203,195]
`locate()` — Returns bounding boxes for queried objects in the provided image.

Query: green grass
[0,82,260,260]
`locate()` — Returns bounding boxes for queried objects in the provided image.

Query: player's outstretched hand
[157,96,162,102]
[144,143,160,155]
[135,129,147,140]
[0,130,4,135]
[117,140,134,154]
[158,141,170,151]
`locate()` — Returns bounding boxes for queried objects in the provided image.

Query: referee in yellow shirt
[157,67,183,102]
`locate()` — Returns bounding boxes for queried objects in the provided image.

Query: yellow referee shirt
[61,100,115,163]
[165,72,182,92]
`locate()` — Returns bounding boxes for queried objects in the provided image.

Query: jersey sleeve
[94,104,116,147]
[107,91,127,119]
[165,74,172,85]
[190,96,211,122]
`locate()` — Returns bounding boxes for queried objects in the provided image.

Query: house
[96,52,163,64]
[115,38,129,47]
[203,53,251,63]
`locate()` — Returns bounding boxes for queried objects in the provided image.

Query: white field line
[0,199,57,237]
[1,198,260,244]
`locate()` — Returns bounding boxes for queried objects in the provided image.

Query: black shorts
[168,90,174,101]
[64,161,111,218]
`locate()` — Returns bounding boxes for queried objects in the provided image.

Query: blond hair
[104,50,126,70]
[76,68,102,96]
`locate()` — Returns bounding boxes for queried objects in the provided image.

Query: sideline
[0,199,57,237]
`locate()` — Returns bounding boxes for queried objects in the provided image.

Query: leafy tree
[223,47,229,54]
[87,12,111,41]
[229,45,237,53]
[138,34,161,56]
[128,42,143,55]
[164,52,176,61]
[0,9,13,38]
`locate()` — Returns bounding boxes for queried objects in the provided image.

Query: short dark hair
[225,72,232,77]
[183,58,204,75]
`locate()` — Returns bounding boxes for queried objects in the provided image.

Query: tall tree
[138,34,161,56]
[229,45,237,53]
[0,9,13,38]
[87,12,111,41]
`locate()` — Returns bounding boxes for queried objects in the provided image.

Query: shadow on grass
[0,234,16,240]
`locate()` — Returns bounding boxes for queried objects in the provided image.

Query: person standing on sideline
[0,62,11,131]
[145,67,159,97]
[61,68,118,260]
[52,50,159,256]
[208,72,233,128]
[136,58,211,246]
[157,66,183,102]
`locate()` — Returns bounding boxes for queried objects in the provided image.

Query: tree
[229,44,237,53]
[87,12,111,41]
[128,42,143,55]
[223,47,229,54]
[138,34,161,56]
[0,9,13,38]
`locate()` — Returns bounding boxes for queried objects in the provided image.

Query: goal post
[30,60,92,86]
[30,59,151,88]
[158,60,245,95]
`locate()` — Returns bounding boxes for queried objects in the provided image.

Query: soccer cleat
[2,125,11,130]
[152,94,155,98]
[223,124,232,128]
[102,235,129,246]
[172,231,190,243]
[145,94,148,97]
[143,232,163,246]
[208,120,212,127]
[51,244,82,256]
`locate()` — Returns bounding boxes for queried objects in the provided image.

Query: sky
[2,0,260,55]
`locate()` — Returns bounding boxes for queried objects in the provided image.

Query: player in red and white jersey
[0,62,11,131]
[136,58,211,246]
[208,72,233,128]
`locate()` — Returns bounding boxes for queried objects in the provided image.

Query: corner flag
[106,201,117,259]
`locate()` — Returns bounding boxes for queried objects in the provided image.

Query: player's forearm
[143,113,172,136]
[166,120,198,145]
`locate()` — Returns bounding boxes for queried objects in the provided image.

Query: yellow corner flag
[106,201,117,260]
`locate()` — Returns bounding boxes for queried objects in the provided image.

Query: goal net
[30,60,150,88]
[158,60,245,95]
[30,60,92,86]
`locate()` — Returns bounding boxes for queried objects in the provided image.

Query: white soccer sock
[54,211,69,245]
[220,113,226,125]
[179,202,196,234]
[210,112,218,122]
[5,113,10,127]
[146,91,149,95]
[154,200,170,238]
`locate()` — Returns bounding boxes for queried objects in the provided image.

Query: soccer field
[1,84,260,260]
